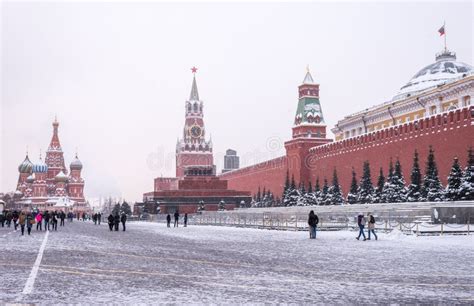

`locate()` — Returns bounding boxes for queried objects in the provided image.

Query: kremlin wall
[219,49,474,199]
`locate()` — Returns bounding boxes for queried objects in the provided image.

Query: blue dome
[18,155,33,173]
[33,158,48,173]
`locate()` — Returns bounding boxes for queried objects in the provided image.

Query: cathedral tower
[45,117,67,194]
[175,68,214,177]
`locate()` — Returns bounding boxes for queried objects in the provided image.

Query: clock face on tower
[190,125,202,138]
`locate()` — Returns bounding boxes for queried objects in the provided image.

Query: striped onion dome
[55,171,69,182]
[33,157,48,173]
[18,155,34,173]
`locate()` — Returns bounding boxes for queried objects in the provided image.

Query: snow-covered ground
[1,221,473,304]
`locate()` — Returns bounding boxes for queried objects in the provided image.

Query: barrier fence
[188,212,471,236]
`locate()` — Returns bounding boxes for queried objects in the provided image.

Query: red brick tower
[175,67,213,177]
[45,117,67,194]
[284,69,332,184]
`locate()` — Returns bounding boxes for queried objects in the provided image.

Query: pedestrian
[367,213,378,240]
[356,213,367,241]
[93,213,97,225]
[0,211,5,227]
[6,211,12,227]
[35,212,43,231]
[174,211,179,227]
[107,214,114,231]
[184,213,188,227]
[121,213,127,231]
[166,214,171,228]
[60,211,66,226]
[82,212,86,222]
[26,212,34,235]
[43,210,50,231]
[12,211,19,231]
[307,210,319,239]
[97,212,102,225]
[19,211,26,235]
[114,213,120,231]
[51,212,58,231]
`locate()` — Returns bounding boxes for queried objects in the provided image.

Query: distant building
[222,149,240,173]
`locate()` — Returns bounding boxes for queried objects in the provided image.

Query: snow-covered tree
[407,150,422,202]
[198,200,205,213]
[445,157,463,201]
[320,178,329,205]
[384,159,407,203]
[305,181,317,206]
[328,168,344,205]
[218,200,226,211]
[121,201,132,216]
[347,168,358,204]
[421,146,444,202]
[357,161,374,204]
[283,174,299,206]
[112,203,121,215]
[313,178,321,205]
[373,167,385,203]
[459,147,474,201]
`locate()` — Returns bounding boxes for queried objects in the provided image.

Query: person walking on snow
[43,211,50,231]
[114,213,120,231]
[97,212,102,225]
[60,211,66,226]
[107,214,114,231]
[12,211,19,231]
[356,213,367,241]
[121,213,127,231]
[166,214,171,228]
[308,210,319,239]
[51,212,58,231]
[367,213,378,240]
[174,211,179,227]
[35,212,43,231]
[26,212,34,235]
[184,213,188,227]
[18,211,26,235]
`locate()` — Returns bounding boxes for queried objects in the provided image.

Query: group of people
[166,212,188,228]
[307,210,378,241]
[0,209,70,236]
[107,213,127,231]
[92,212,102,225]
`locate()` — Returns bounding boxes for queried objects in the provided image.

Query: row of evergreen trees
[280,147,474,206]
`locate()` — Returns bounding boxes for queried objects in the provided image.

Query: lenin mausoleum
[145,46,473,213]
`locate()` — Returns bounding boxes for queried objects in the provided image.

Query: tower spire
[189,67,200,101]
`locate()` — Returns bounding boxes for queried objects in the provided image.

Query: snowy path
[0,221,473,304]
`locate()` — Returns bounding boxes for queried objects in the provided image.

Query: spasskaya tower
[175,67,213,177]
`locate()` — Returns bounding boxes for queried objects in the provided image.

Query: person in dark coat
[184,213,188,227]
[97,212,102,225]
[174,211,179,227]
[166,214,171,228]
[59,211,66,226]
[0,212,5,227]
[356,213,367,241]
[26,212,34,235]
[92,213,97,225]
[107,214,114,231]
[120,213,127,231]
[51,212,58,231]
[13,210,19,231]
[308,210,319,239]
[43,211,50,231]
[114,213,120,231]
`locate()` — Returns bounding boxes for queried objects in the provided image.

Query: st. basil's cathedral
[14,118,88,213]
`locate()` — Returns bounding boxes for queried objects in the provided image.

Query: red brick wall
[219,156,288,199]
[220,107,474,198]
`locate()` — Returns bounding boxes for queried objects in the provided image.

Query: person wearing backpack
[367,213,378,240]
[356,213,367,241]
[307,210,319,239]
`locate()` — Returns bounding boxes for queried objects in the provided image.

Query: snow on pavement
[0,221,473,304]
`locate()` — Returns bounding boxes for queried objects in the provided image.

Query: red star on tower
[191,66,198,74]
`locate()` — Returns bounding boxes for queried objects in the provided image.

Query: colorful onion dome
[55,171,69,182]
[70,154,83,170]
[18,155,34,173]
[26,173,35,183]
[33,156,48,173]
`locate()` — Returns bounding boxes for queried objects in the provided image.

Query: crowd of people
[166,212,188,228]
[0,210,73,236]
[307,210,378,241]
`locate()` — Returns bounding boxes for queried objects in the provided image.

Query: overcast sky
[1,1,472,202]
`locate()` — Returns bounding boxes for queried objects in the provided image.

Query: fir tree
[386,159,407,203]
[357,161,374,204]
[257,187,262,203]
[328,168,344,204]
[218,200,226,211]
[459,147,474,201]
[121,201,132,216]
[307,181,313,194]
[421,146,445,201]
[313,178,321,205]
[382,159,394,203]
[373,167,385,203]
[321,178,329,205]
[112,202,121,215]
[283,174,299,206]
[347,168,358,204]
[407,150,422,202]
[445,157,463,201]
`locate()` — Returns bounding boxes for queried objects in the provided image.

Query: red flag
[438,25,445,36]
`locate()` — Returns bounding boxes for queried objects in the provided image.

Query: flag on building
[438,24,445,36]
